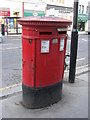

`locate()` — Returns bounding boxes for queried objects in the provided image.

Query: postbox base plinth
[22,81,63,109]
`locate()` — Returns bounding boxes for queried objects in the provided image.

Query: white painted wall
[0,0,22,17]
[24,3,46,11]
[0,0,46,17]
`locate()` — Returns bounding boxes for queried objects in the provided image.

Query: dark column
[69,0,79,83]
[1,24,5,36]
[16,19,18,35]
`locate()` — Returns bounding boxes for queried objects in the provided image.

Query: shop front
[4,17,22,35]
[24,11,45,17]
[78,14,88,31]
[0,8,10,33]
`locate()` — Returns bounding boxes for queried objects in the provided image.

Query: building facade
[78,0,88,31]
[45,0,89,31]
[0,0,46,34]
[46,0,73,21]
[0,0,89,34]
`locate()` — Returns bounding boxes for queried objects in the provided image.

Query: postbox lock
[29,39,32,44]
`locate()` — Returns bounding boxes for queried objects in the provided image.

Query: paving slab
[76,73,88,82]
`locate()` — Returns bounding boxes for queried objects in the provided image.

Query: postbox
[18,16,72,108]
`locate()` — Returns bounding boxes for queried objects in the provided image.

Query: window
[79,5,81,14]
[86,6,88,14]
[59,0,61,3]
[82,5,84,14]
[88,6,90,20]
[61,0,64,4]
[56,0,61,3]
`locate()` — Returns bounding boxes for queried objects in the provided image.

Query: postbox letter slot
[58,31,66,34]
[39,32,52,35]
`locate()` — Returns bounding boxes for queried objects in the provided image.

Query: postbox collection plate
[41,40,50,53]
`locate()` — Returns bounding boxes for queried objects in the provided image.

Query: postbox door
[22,38,35,87]
[35,36,66,88]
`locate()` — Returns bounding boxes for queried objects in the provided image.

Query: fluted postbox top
[18,16,72,27]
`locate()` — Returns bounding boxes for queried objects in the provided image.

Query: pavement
[0,65,89,118]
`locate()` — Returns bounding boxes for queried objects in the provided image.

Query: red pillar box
[18,17,72,109]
